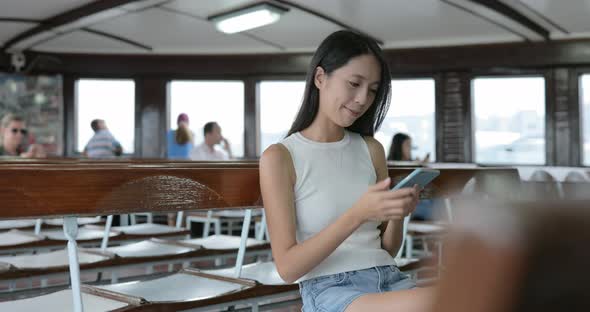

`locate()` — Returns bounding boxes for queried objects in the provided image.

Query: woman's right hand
[350,177,419,223]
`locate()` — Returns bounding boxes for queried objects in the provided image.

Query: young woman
[167,113,193,160]
[388,133,430,163]
[260,31,432,312]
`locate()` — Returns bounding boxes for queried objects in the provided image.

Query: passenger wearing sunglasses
[0,113,45,158]
[0,113,29,156]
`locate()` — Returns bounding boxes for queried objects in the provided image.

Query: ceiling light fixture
[208,2,289,34]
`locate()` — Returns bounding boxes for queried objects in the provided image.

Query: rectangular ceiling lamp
[208,2,289,34]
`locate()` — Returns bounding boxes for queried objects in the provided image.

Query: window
[375,79,436,162]
[581,75,590,166]
[76,79,135,154]
[473,77,545,165]
[169,81,244,158]
[259,81,305,155]
[259,79,436,160]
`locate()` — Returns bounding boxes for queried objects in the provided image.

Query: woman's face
[314,54,381,128]
[402,138,412,161]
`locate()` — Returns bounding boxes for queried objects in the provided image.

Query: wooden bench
[0,160,521,311]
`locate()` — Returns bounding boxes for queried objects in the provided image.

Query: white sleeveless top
[281,130,396,282]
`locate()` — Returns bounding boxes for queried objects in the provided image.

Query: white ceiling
[290,0,522,48]
[0,0,95,19]
[0,21,38,46]
[162,0,254,19]
[0,0,589,54]
[520,0,590,38]
[35,30,147,54]
[246,7,343,51]
[87,8,271,54]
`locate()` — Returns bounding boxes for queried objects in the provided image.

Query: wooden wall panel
[136,78,168,158]
[546,68,581,166]
[2,38,590,164]
[243,78,258,159]
[63,75,76,156]
[438,72,472,162]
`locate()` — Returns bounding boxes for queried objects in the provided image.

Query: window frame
[167,79,247,158]
[383,76,438,162]
[257,78,307,156]
[577,71,590,167]
[470,73,548,166]
[74,77,137,156]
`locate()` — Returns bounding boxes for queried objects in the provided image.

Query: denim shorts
[299,265,415,312]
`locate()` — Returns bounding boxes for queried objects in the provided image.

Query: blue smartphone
[391,168,440,190]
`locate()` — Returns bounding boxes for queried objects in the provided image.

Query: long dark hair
[388,133,410,161]
[287,30,391,137]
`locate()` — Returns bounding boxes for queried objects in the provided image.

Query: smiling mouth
[344,107,361,117]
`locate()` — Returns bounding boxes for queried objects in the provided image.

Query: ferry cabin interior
[0,1,589,311]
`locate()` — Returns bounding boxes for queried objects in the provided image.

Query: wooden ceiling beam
[468,0,550,40]
[82,28,153,51]
[1,0,141,52]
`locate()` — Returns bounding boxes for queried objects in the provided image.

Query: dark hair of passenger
[175,124,192,145]
[287,30,392,137]
[90,119,102,132]
[387,133,410,161]
[203,121,217,136]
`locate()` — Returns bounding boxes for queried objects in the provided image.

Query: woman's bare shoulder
[362,136,386,156]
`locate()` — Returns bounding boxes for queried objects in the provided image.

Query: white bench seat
[0,230,44,247]
[0,220,38,231]
[94,269,252,303]
[112,223,187,235]
[0,289,129,312]
[40,226,119,241]
[0,248,111,271]
[204,261,286,285]
[183,234,266,250]
[93,239,200,258]
[43,217,103,226]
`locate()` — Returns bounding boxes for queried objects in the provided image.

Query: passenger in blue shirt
[167,113,193,160]
[83,119,122,158]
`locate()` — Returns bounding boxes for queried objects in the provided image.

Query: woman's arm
[260,144,364,283]
[364,137,417,257]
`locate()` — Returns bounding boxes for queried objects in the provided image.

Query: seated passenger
[83,119,122,158]
[190,121,232,161]
[387,132,429,164]
[389,132,435,221]
[0,113,45,158]
[167,113,193,160]
[260,30,432,312]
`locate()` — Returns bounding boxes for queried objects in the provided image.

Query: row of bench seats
[0,162,461,311]
[0,161,585,311]
[517,166,590,200]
